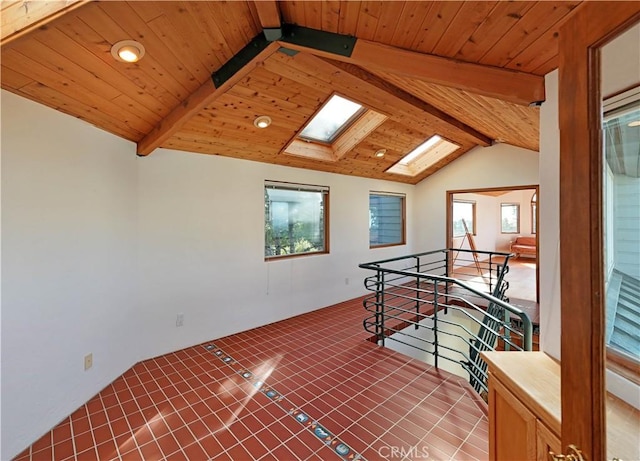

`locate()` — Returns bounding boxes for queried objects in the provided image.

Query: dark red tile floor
[14,296,488,461]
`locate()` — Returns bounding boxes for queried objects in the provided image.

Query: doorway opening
[446,185,540,311]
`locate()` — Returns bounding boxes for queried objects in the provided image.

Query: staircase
[359,248,533,396]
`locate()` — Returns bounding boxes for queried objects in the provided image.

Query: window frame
[369,191,406,249]
[500,202,520,234]
[264,181,329,260]
[602,86,640,379]
[452,200,476,238]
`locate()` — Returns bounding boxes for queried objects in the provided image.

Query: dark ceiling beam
[137,40,280,156]
[323,58,493,147]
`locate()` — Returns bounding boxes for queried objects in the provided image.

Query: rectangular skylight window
[387,135,460,177]
[299,95,365,143]
[399,135,442,165]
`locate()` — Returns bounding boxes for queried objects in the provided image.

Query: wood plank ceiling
[1,1,583,184]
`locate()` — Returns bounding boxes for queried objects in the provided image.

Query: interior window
[264,181,329,259]
[500,203,520,234]
[369,192,406,248]
[452,200,476,237]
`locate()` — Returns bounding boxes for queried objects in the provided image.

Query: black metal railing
[359,248,532,395]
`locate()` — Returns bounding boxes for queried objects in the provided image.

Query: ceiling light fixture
[628,120,640,127]
[254,115,272,129]
[111,40,145,63]
[374,149,386,158]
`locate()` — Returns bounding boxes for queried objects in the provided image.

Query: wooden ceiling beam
[252,0,281,29]
[137,41,280,156]
[276,38,545,106]
[322,59,493,147]
[1,0,91,46]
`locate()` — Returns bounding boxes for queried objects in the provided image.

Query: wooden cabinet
[536,421,561,461]
[483,351,640,461]
[483,352,561,461]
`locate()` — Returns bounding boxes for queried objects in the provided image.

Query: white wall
[539,70,562,360]
[136,149,415,360]
[1,91,141,458]
[1,90,416,459]
[413,143,539,253]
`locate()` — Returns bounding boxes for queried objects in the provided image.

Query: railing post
[433,280,439,369]
[489,254,494,294]
[504,309,511,351]
[378,271,386,346]
[415,256,421,330]
[443,250,449,315]
[374,268,382,345]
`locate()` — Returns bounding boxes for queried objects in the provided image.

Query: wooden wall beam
[1,0,90,46]
[323,59,493,146]
[137,41,280,156]
[277,38,545,106]
[252,0,281,29]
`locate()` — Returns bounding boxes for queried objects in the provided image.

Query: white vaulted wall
[412,143,539,252]
[0,90,414,459]
[1,91,141,459]
[135,148,415,360]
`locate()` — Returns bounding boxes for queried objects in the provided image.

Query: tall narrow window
[501,203,520,234]
[369,192,405,247]
[452,200,476,237]
[531,192,537,234]
[264,181,329,259]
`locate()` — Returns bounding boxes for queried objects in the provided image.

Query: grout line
[203,342,368,461]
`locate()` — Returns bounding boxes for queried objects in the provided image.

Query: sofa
[510,236,537,258]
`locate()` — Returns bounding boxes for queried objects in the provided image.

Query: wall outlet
[84,353,93,371]
[345,277,350,285]
[176,313,184,327]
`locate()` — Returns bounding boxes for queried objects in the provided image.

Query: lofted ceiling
[1,1,583,184]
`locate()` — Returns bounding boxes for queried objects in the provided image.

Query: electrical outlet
[176,313,184,327]
[345,277,350,285]
[84,353,93,371]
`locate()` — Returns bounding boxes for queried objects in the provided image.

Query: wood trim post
[558,3,640,460]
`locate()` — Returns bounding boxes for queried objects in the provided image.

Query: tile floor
[14,296,489,461]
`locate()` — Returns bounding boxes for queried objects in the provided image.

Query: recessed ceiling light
[628,120,640,127]
[111,40,145,63]
[374,149,386,158]
[254,115,272,129]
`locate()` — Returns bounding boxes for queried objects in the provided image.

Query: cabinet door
[536,421,561,461]
[489,375,537,461]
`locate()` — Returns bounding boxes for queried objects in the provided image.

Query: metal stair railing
[359,248,532,396]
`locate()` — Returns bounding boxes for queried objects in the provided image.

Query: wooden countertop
[482,351,639,461]
[482,351,561,435]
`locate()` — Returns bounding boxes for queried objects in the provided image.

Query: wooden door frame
[558,3,640,460]
[446,185,540,303]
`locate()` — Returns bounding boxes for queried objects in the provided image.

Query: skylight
[387,135,460,177]
[399,135,443,165]
[299,95,365,143]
